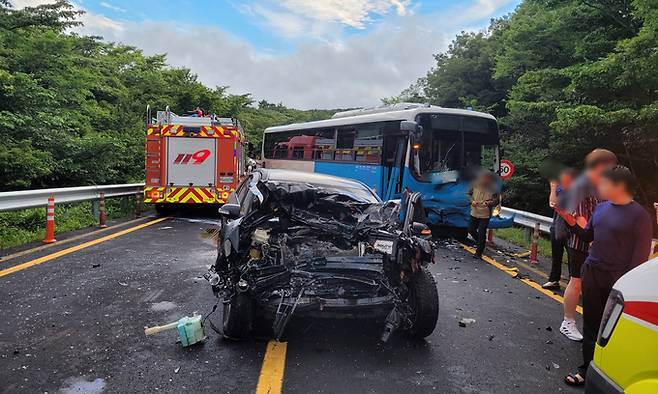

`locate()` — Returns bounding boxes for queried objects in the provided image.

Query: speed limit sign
[500,159,515,180]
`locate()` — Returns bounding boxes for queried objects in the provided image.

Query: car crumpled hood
[258,180,401,240]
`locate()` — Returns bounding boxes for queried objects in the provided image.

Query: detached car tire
[222,293,254,340]
[406,267,439,338]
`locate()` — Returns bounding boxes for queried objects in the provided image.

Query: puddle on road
[150,301,177,312]
[58,377,106,394]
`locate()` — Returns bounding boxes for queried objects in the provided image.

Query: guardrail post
[135,192,142,218]
[43,196,56,244]
[524,227,532,244]
[529,222,540,264]
[99,192,108,228]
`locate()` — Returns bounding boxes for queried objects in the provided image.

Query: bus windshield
[414,113,499,175]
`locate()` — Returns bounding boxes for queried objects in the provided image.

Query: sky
[12,0,521,109]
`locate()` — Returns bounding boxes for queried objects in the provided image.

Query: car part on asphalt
[205,169,440,341]
[144,315,205,347]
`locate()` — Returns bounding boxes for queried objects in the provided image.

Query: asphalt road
[0,214,583,394]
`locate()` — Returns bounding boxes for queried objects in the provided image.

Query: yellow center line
[256,340,288,394]
[461,243,582,315]
[1,216,152,264]
[0,217,169,278]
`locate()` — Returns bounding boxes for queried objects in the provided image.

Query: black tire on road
[406,267,439,338]
[222,293,254,340]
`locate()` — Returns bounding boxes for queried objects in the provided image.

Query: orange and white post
[99,192,108,228]
[43,195,56,244]
[529,222,540,264]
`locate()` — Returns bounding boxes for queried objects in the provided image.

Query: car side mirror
[218,203,241,219]
[411,222,431,237]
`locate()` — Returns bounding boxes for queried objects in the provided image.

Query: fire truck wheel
[155,204,170,216]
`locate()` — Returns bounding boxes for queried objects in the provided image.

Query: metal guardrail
[0,184,552,234]
[0,184,145,212]
[501,206,553,234]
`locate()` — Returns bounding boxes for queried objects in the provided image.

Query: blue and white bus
[262,103,513,233]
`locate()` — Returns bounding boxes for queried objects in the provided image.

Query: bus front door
[382,135,406,200]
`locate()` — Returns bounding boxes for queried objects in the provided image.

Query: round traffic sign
[500,159,515,180]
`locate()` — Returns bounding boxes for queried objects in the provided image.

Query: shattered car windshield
[268,181,380,205]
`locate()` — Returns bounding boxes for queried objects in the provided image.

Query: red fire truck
[144,107,246,213]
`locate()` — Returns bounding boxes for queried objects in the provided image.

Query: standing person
[543,168,577,289]
[559,149,617,342]
[558,166,653,386]
[467,171,499,258]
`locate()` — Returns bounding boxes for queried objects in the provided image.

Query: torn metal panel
[207,170,439,341]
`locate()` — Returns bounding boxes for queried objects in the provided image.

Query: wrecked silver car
[205,169,439,341]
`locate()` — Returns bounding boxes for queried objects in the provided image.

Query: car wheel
[222,293,254,340]
[406,267,439,338]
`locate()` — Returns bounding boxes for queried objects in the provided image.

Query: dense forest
[390,0,658,214]
[0,1,335,191]
[2,0,657,218]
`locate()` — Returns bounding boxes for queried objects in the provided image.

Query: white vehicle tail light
[597,289,624,347]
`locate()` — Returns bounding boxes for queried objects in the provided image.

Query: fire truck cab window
[292,147,304,159]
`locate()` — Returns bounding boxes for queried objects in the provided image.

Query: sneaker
[542,281,560,290]
[560,319,583,342]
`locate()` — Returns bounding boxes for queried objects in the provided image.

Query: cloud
[10,0,125,33]
[276,0,410,29]
[457,0,517,23]
[99,2,126,13]
[9,0,516,109]
[238,0,412,44]
[94,14,447,109]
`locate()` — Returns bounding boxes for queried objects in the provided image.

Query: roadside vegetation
[388,0,658,217]
[1,0,656,247]
[0,1,337,192]
[0,197,143,249]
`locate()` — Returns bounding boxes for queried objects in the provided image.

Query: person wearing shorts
[543,168,576,289]
[558,149,617,342]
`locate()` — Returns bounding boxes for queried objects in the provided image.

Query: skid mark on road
[0,217,168,278]
[256,340,288,394]
[461,243,583,315]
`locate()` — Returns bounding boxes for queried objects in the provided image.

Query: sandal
[564,372,585,386]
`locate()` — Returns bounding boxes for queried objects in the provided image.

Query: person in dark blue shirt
[557,166,653,386]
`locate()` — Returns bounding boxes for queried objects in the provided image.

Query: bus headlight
[597,289,624,347]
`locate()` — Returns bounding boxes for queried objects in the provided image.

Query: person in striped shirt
[558,149,617,342]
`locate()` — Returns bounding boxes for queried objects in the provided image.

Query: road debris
[458,318,476,327]
[144,315,205,347]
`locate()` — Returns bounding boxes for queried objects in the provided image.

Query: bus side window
[336,127,355,161]
[354,124,383,163]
